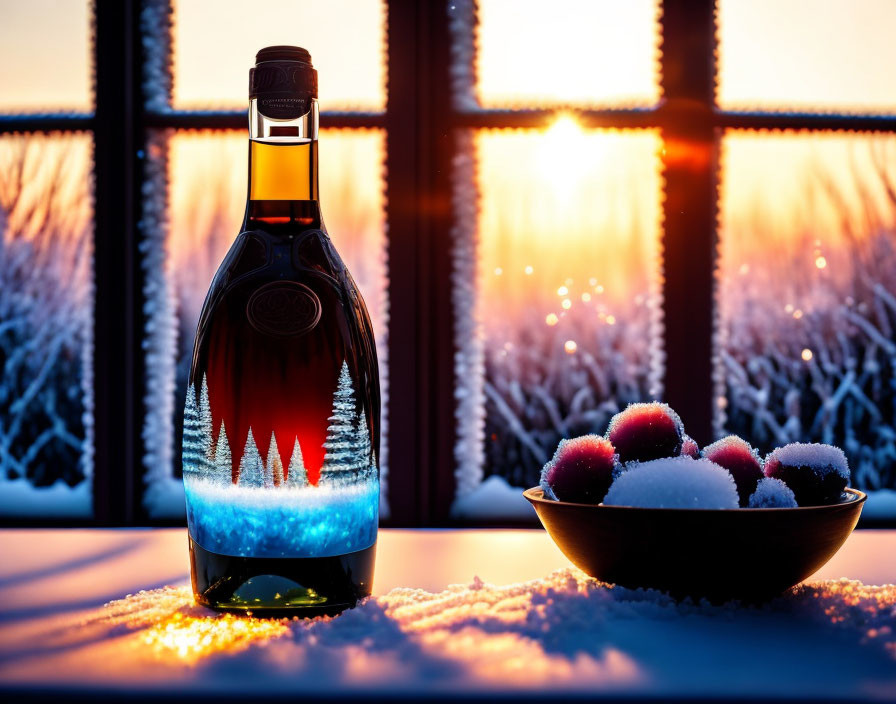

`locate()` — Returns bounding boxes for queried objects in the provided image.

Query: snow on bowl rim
[523,486,866,512]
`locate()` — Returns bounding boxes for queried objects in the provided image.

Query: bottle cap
[249,45,317,119]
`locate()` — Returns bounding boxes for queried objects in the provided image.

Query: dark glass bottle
[182,46,379,616]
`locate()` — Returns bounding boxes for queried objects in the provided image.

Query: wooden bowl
[524,487,866,601]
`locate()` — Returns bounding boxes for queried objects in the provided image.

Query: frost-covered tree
[198,375,215,472]
[266,432,282,487]
[320,362,364,487]
[0,136,91,491]
[238,428,265,487]
[285,437,309,487]
[214,421,232,485]
[181,384,203,475]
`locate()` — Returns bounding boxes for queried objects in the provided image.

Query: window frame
[1,0,894,526]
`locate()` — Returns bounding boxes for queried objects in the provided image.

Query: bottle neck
[244,98,321,230]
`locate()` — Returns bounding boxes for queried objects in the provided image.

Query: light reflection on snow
[83,570,896,691]
[141,607,290,662]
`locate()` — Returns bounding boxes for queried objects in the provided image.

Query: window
[2,0,895,524]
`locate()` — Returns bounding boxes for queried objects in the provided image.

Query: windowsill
[1,528,895,701]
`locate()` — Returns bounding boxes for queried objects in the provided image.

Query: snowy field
[184,477,378,558]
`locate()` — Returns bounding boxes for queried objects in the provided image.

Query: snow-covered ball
[679,435,700,458]
[764,443,850,506]
[748,477,798,508]
[603,456,739,510]
[606,402,684,464]
[540,435,618,504]
[703,435,763,507]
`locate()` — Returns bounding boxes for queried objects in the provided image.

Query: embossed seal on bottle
[246,281,321,337]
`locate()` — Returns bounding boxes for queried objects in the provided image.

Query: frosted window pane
[171,0,385,112]
[472,0,659,109]
[720,131,896,514]
[0,133,93,517]
[0,0,92,113]
[718,0,896,113]
[149,128,387,514]
[455,125,662,505]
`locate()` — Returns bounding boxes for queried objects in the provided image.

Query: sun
[537,115,596,199]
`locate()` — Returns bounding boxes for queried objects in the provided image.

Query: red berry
[541,435,618,504]
[606,402,683,464]
[703,436,763,506]
[680,435,700,458]
[764,443,849,506]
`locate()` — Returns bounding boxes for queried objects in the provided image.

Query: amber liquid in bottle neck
[243,100,322,232]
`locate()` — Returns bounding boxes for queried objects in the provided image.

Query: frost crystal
[604,456,739,510]
[450,129,486,511]
[749,477,798,508]
[139,127,180,518]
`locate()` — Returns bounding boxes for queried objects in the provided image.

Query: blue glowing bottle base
[189,535,375,618]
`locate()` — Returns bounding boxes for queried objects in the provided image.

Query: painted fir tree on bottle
[267,433,284,486]
[320,362,367,488]
[182,383,203,476]
[214,421,232,485]
[198,375,216,475]
[238,429,265,487]
[286,438,309,487]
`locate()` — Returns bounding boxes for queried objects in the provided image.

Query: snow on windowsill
[864,489,896,521]
[451,475,535,521]
[0,478,91,518]
[25,567,895,698]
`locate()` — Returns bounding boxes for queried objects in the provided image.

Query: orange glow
[142,608,289,662]
[0,134,92,241]
[564,340,577,354]
[475,0,659,108]
[476,127,661,330]
[0,1,91,112]
[172,0,385,111]
[718,0,896,112]
[720,132,896,297]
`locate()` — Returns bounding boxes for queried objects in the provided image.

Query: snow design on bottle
[182,362,379,558]
[285,437,309,487]
[267,432,284,486]
[319,362,375,488]
[238,428,265,487]
[214,421,232,485]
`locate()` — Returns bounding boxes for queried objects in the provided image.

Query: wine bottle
[182,46,380,616]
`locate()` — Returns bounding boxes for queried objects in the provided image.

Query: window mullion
[92,0,146,524]
[385,0,457,525]
[659,0,719,445]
